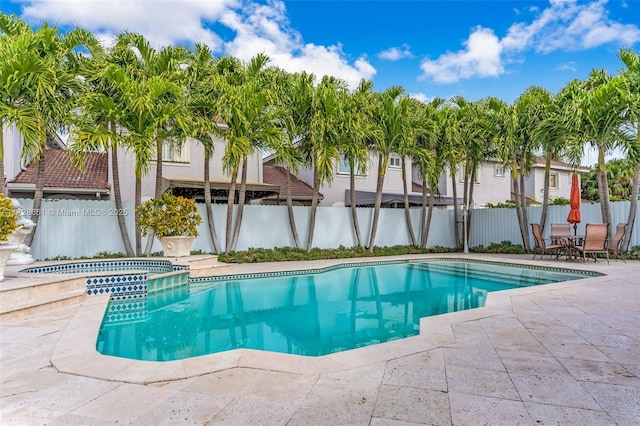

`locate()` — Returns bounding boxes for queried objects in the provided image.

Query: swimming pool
[96,259,599,361]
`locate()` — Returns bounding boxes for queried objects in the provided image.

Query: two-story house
[436,158,589,208]
[264,151,459,208]
[3,122,285,203]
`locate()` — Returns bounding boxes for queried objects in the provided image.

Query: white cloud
[221,1,375,88]
[420,0,640,84]
[21,0,233,49]
[420,27,503,84]
[409,92,429,103]
[18,0,375,89]
[378,44,413,61]
[557,61,578,71]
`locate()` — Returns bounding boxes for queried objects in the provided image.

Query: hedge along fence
[16,198,639,260]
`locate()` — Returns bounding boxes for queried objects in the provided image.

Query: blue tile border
[187,257,602,284]
[20,259,174,275]
[21,257,603,302]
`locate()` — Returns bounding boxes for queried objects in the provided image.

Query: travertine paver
[445,364,520,400]
[523,402,616,425]
[382,349,447,391]
[448,393,531,425]
[373,384,451,425]
[288,375,378,425]
[1,254,639,424]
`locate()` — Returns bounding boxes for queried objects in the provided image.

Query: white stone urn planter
[0,244,19,281]
[159,236,195,257]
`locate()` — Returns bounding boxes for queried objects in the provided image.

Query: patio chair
[531,223,565,260]
[608,223,628,261]
[550,223,573,246]
[575,223,609,264]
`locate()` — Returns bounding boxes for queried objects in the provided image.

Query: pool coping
[50,254,610,384]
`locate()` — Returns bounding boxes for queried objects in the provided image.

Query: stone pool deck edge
[49,254,612,384]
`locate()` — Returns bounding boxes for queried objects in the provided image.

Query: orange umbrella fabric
[567,173,581,228]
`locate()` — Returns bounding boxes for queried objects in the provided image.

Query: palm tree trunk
[451,171,460,248]
[467,167,477,244]
[368,154,387,252]
[519,168,530,251]
[420,178,427,246]
[225,165,239,252]
[0,123,5,195]
[25,145,46,247]
[306,164,320,251]
[144,141,163,256]
[349,165,363,247]
[512,159,527,250]
[155,140,163,197]
[622,162,639,252]
[285,167,302,249]
[597,147,613,237]
[421,180,435,248]
[135,174,142,256]
[204,150,221,254]
[111,140,134,256]
[539,155,552,230]
[401,158,416,245]
[230,157,248,252]
[462,161,470,250]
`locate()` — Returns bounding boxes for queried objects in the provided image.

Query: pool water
[96,260,594,360]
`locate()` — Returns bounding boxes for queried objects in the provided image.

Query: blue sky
[2,0,639,104]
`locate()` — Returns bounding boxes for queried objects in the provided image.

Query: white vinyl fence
[16,198,639,260]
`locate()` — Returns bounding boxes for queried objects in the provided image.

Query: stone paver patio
[1,254,639,425]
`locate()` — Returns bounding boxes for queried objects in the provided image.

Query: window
[337,154,366,176]
[549,172,559,189]
[388,156,401,168]
[459,165,480,184]
[161,140,189,163]
[494,164,505,177]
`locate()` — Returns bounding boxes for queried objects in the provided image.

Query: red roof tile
[411,181,433,194]
[9,149,110,190]
[263,164,319,198]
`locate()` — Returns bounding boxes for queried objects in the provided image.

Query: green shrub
[218,245,456,263]
[0,194,19,242]
[471,240,526,254]
[136,192,202,238]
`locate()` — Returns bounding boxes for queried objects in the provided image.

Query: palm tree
[367,86,410,252]
[95,61,183,255]
[0,13,100,247]
[184,44,224,254]
[518,87,554,231]
[451,97,496,252]
[338,79,376,247]
[436,103,465,248]
[116,33,191,255]
[617,49,640,252]
[271,70,313,249]
[70,41,136,256]
[565,69,628,235]
[0,13,45,194]
[414,98,445,247]
[216,54,283,252]
[301,76,343,251]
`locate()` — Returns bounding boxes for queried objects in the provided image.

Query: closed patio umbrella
[567,173,581,235]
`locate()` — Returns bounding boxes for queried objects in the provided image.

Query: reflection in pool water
[97,260,596,360]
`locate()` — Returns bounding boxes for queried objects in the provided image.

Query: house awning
[344,190,459,207]
[162,177,280,202]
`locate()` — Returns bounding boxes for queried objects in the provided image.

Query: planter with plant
[136,192,202,257]
[0,194,21,281]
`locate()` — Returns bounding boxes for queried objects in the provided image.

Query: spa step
[0,275,87,306]
[0,288,86,322]
[183,255,230,270]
